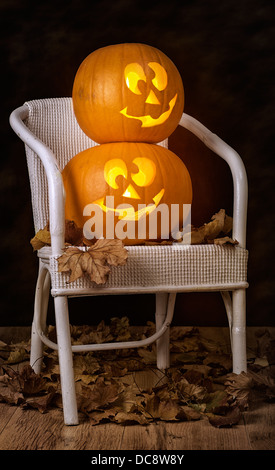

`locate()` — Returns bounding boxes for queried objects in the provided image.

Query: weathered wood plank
[0,407,63,450]
[0,400,274,451]
[0,406,125,450]
[119,417,252,450]
[162,418,252,450]
[0,403,18,434]
[243,394,275,450]
[58,419,125,450]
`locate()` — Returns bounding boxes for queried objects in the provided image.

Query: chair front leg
[54,296,79,425]
[232,289,247,374]
[30,265,50,374]
[155,292,171,370]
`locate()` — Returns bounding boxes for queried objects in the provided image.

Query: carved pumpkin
[62,142,192,245]
[72,43,184,144]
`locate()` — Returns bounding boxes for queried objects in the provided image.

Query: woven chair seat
[38,244,248,295]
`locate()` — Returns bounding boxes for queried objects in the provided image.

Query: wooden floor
[0,326,274,452]
[0,393,274,451]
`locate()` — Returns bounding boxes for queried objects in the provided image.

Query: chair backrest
[23,98,168,232]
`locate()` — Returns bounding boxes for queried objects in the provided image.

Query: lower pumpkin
[62,142,192,245]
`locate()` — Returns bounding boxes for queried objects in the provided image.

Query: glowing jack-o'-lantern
[62,142,192,245]
[72,43,184,144]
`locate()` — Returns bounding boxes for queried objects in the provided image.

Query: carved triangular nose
[145,89,160,105]
[122,184,141,199]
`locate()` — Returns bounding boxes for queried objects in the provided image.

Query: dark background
[1,0,274,327]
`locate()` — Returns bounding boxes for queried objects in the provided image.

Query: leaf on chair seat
[30,227,51,250]
[213,236,239,246]
[31,220,85,250]
[179,209,237,245]
[57,239,128,285]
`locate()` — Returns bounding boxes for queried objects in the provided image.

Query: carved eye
[124,63,147,95]
[104,156,157,196]
[104,159,128,189]
[148,62,167,91]
[131,157,156,187]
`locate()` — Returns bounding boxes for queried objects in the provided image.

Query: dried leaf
[203,209,226,240]
[138,346,157,364]
[177,377,206,402]
[25,387,57,413]
[78,378,120,412]
[111,383,145,414]
[214,237,238,246]
[88,409,117,425]
[0,365,55,412]
[204,390,230,413]
[57,239,128,285]
[208,406,242,428]
[179,405,201,421]
[144,395,184,421]
[224,371,253,402]
[179,209,235,245]
[6,348,28,364]
[64,220,84,246]
[75,321,114,345]
[110,316,131,342]
[0,381,24,405]
[30,227,51,250]
[203,353,232,371]
[113,411,148,425]
[12,365,48,395]
[90,239,128,266]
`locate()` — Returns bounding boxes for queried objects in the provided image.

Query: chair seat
[39,244,248,296]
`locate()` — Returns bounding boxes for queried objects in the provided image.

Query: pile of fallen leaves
[30,209,237,286]
[0,320,274,427]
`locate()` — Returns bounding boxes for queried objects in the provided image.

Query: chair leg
[30,266,50,374]
[155,292,170,370]
[232,289,247,374]
[54,296,79,425]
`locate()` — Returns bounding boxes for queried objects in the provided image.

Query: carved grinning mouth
[120,94,177,128]
[93,188,165,221]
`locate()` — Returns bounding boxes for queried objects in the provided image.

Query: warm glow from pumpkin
[124,63,146,95]
[104,159,128,190]
[72,43,184,143]
[131,157,156,187]
[99,156,162,219]
[149,62,168,91]
[121,61,178,128]
[93,188,165,221]
[62,142,192,244]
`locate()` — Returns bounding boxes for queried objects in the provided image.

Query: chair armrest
[179,113,248,248]
[9,105,65,255]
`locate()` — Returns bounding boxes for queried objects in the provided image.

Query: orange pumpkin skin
[72,43,184,144]
[62,142,192,245]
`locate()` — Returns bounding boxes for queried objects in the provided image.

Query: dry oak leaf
[57,239,128,285]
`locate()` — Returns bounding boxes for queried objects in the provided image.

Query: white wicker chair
[9,98,248,425]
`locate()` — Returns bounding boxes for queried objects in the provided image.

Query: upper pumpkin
[72,43,184,144]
